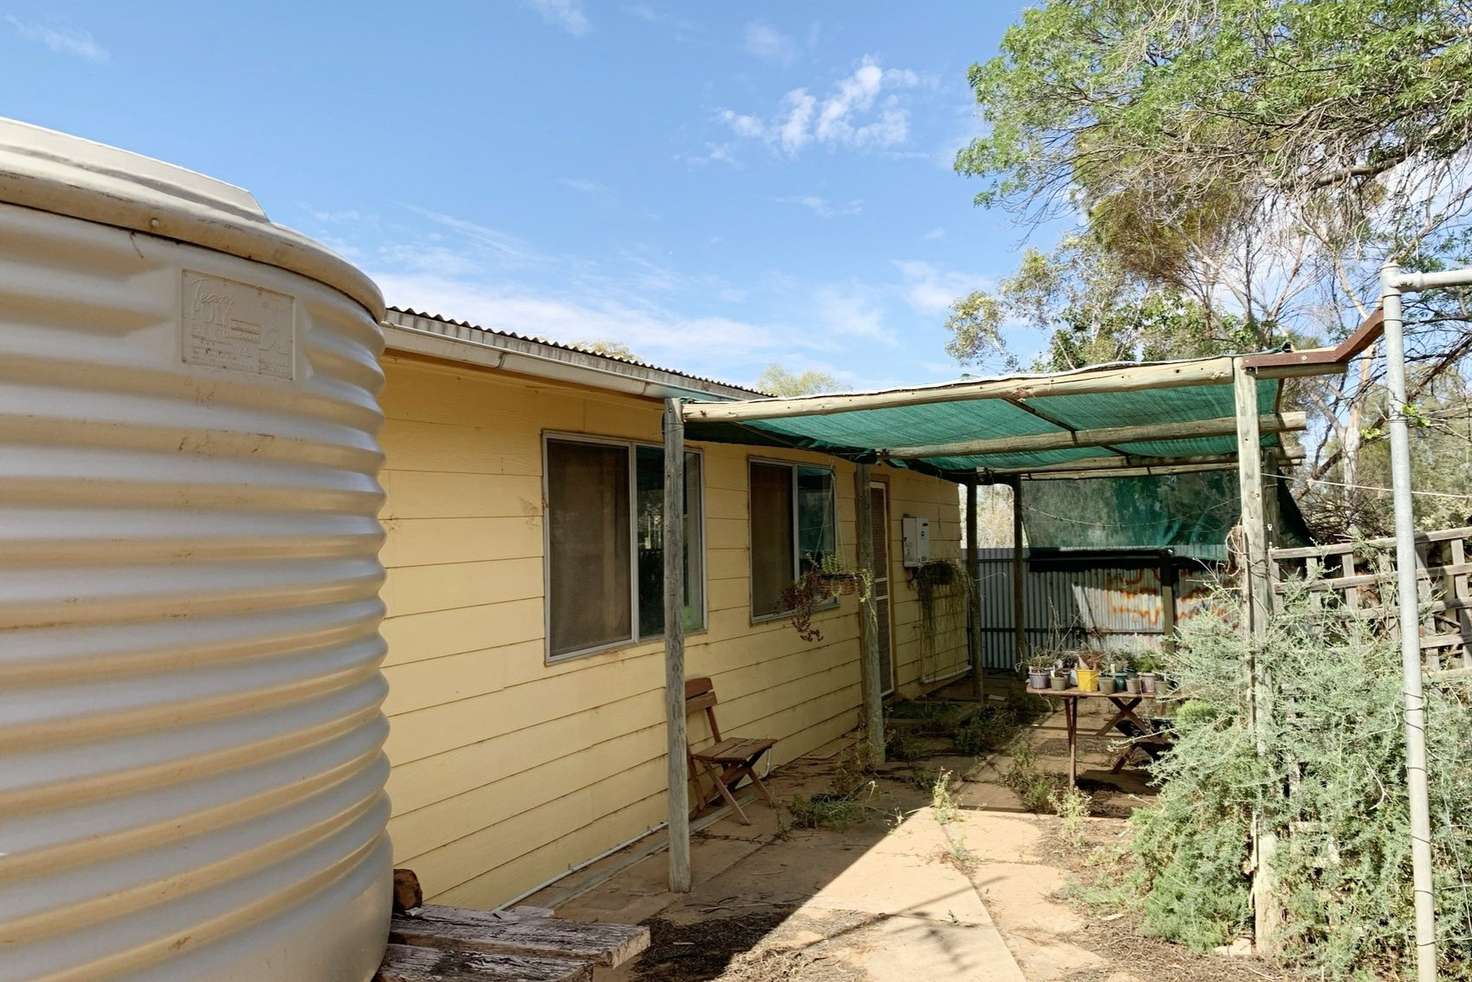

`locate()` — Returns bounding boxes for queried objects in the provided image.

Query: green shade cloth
[681,354,1309,558]
[685,369,1282,480]
[1019,470,1311,562]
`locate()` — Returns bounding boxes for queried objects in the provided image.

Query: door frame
[869,480,898,696]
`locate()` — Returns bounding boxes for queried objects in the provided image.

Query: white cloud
[330,205,905,381]
[624,2,657,22]
[814,285,895,344]
[717,55,920,155]
[407,207,547,266]
[559,177,604,194]
[5,16,107,61]
[524,0,589,36]
[308,208,368,224]
[893,260,988,315]
[680,142,739,167]
[744,21,795,64]
[776,195,862,219]
[922,226,946,241]
[374,271,786,364]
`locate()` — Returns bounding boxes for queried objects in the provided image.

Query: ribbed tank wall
[0,200,392,982]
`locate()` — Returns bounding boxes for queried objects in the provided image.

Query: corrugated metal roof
[384,306,765,398]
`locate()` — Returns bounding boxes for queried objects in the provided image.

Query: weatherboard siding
[376,352,965,907]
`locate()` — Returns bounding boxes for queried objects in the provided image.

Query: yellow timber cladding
[377,351,966,907]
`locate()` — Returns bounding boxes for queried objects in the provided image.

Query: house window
[545,436,704,660]
[749,460,838,617]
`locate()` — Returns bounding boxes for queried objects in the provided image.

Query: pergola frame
[660,327,1379,896]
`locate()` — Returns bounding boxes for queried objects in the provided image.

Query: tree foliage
[577,338,639,361]
[755,364,840,397]
[945,233,1263,371]
[958,0,1472,235]
[954,0,1472,535]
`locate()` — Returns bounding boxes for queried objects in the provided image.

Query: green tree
[957,0,1472,240]
[755,364,840,397]
[945,233,1261,371]
[577,339,639,360]
[955,0,1472,534]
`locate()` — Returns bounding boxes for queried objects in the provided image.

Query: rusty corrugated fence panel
[971,549,1185,670]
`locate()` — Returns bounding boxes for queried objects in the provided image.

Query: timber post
[966,474,984,699]
[1010,477,1025,672]
[855,461,885,766]
[662,399,690,893]
[1233,358,1278,951]
[1159,560,1177,652]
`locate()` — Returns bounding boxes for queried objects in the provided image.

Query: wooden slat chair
[685,677,777,824]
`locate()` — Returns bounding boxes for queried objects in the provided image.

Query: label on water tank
[181,271,295,380]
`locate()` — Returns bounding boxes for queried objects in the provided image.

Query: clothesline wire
[1276,471,1472,502]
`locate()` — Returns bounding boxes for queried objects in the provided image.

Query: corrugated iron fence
[969,549,1224,670]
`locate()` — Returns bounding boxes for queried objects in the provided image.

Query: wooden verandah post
[855,462,885,766]
[1233,358,1278,950]
[966,474,985,699]
[1011,477,1026,672]
[662,399,690,893]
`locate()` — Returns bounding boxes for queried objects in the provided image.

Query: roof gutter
[380,316,749,403]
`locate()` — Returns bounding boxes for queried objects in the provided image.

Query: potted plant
[816,555,871,598]
[1133,651,1162,695]
[1027,657,1051,691]
[1111,653,1131,694]
[1048,669,1068,691]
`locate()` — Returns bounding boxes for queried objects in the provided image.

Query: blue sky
[4,1,1052,390]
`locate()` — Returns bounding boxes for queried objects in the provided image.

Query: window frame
[541,431,707,663]
[747,456,840,623]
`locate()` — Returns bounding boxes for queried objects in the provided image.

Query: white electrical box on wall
[901,515,930,567]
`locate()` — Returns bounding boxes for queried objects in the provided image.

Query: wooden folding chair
[685,677,777,825]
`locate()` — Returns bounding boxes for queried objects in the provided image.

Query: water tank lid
[0,117,384,320]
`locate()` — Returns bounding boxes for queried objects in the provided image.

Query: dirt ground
[530,680,1295,982]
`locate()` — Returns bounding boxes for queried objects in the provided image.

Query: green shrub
[931,769,959,824]
[885,726,924,762]
[1050,786,1092,848]
[1121,583,1472,977]
[952,690,1051,757]
[787,792,864,830]
[1001,735,1061,813]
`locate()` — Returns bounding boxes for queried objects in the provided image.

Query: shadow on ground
[527,675,1276,981]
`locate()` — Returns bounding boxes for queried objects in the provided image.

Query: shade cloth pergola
[682,355,1293,480]
[658,326,1382,894]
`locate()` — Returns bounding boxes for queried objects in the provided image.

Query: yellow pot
[1076,668,1100,693]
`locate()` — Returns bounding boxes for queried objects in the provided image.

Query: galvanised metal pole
[1381,263,1436,982]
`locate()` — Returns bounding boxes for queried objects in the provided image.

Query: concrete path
[546,802,1027,981]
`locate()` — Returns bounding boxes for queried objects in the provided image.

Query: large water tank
[0,119,391,980]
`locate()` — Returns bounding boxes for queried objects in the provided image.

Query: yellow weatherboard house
[375,308,968,907]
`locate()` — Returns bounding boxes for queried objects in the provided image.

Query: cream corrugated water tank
[0,119,391,981]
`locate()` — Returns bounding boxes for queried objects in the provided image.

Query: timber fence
[1269,525,1472,675]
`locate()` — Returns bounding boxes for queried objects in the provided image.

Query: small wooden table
[1034,687,1173,787]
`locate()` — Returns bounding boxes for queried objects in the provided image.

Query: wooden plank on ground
[375,943,593,982]
[391,905,650,968]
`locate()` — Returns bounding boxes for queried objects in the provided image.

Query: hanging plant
[911,559,976,675]
[781,569,835,643]
[781,556,874,643]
